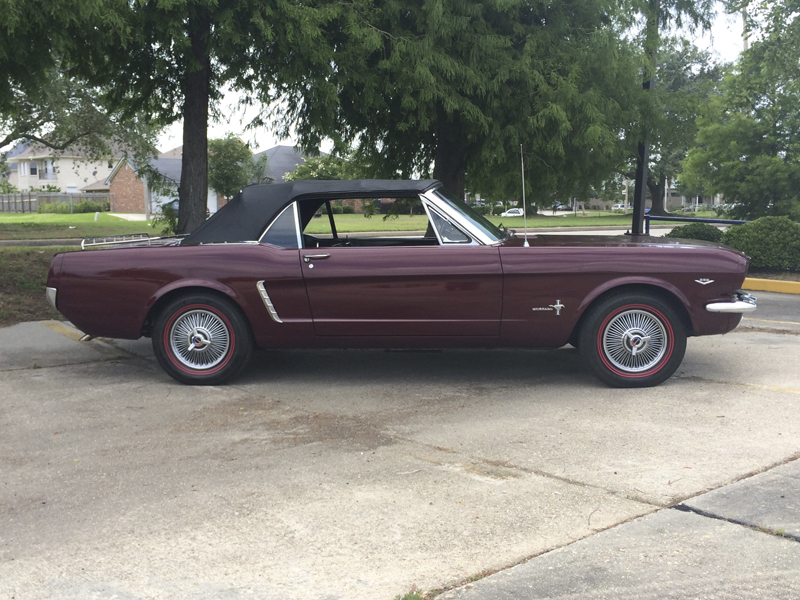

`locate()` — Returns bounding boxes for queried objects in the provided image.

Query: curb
[743,278,800,295]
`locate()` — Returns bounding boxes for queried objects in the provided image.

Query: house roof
[106,156,183,186]
[106,145,309,189]
[3,142,29,171]
[8,141,126,161]
[81,179,111,192]
[253,145,307,183]
[158,146,183,159]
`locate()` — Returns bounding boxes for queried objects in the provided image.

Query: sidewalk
[441,459,800,599]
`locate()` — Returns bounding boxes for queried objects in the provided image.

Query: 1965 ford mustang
[46,179,756,387]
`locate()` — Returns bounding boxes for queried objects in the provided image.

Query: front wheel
[152,293,253,385]
[578,292,686,388]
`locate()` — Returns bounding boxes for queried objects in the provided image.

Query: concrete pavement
[1,293,799,599]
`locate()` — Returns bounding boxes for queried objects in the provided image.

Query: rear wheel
[579,292,686,388]
[152,293,253,385]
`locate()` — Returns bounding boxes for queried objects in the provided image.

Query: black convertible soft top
[182,179,440,245]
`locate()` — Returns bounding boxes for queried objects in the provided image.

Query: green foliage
[645,39,724,214]
[150,201,178,236]
[208,134,254,199]
[0,178,18,193]
[251,152,271,184]
[681,2,800,221]
[40,184,61,192]
[272,0,642,202]
[721,217,800,271]
[664,222,723,243]
[37,200,110,214]
[342,205,355,214]
[283,154,357,182]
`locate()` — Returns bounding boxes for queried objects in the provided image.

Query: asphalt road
[1,292,798,599]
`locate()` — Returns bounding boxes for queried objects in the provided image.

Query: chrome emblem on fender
[532,300,565,316]
[695,278,714,285]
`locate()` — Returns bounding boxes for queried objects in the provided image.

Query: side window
[260,204,300,248]
[429,209,471,243]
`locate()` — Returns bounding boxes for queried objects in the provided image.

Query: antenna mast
[521,144,529,247]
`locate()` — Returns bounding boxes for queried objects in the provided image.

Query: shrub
[38,199,110,214]
[150,201,178,235]
[342,205,355,214]
[664,222,724,243]
[721,216,800,271]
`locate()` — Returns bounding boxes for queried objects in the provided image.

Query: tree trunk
[177,14,211,235]
[432,112,468,200]
[647,174,669,216]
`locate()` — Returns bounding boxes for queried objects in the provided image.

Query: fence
[0,192,114,214]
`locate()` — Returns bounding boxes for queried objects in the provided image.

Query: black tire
[152,293,254,385]
[578,291,686,388]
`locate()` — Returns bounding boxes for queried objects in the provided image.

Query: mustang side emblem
[532,300,565,316]
[695,278,714,285]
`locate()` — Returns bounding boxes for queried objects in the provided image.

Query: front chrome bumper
[706,291,757,313]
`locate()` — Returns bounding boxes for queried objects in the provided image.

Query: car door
[299,201,503,337]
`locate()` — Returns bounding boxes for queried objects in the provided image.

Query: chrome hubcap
[170,309,230,370]
[602,309,667,372]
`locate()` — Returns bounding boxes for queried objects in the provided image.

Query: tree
[644,40,723,215]
[681,6,800,221]
[73,0,337,234]
[270,0,640,204]
[283,154,362,182]
[207,135,254,199]
[1,2,156,161]
[622,0,716,232]
[0,66,157,162]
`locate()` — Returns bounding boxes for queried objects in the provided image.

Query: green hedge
[342,205,355,214]
[664,222,724,243]
[38,200,110,214]
[721,216,800,271]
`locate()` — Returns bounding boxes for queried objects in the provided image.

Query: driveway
[1,294,799,599]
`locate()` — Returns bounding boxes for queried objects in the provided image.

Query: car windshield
[431,188,508,243]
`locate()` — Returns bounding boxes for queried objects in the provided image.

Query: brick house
[106,156,218,215]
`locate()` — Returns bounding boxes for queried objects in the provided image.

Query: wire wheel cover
[169,309,231,370]
[602,308,668,373]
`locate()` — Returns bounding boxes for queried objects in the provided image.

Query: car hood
[504,233,742,253]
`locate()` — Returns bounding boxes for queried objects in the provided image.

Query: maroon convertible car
[46,179,756,387]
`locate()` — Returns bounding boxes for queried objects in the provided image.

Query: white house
[6,143,122,193]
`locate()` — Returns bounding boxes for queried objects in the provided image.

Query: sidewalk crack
[672,503,800,543]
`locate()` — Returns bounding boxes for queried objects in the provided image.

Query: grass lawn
[0,213,155,240]
[0,246,80,327]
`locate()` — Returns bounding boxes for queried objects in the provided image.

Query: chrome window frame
[258,202,302,249]
[421,200,478,246]
[420,190,500,245]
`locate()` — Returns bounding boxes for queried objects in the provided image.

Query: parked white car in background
[499,208,524,217]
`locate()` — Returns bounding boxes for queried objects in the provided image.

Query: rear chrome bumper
[706,291,757,313]
[46,286,57,311]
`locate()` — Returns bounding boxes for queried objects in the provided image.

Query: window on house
[20,163,28,176]
[29,163,37,175]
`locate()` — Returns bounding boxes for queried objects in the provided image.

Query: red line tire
[578,292,686,388]
[152,293,253,385]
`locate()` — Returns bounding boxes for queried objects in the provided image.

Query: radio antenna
[520,144,529,247]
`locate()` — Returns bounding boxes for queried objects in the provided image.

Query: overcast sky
[158,5,747,154]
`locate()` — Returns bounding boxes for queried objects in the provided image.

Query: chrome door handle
[303,254,330,263]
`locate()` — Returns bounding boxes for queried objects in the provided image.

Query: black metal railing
[645,215,749,235]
